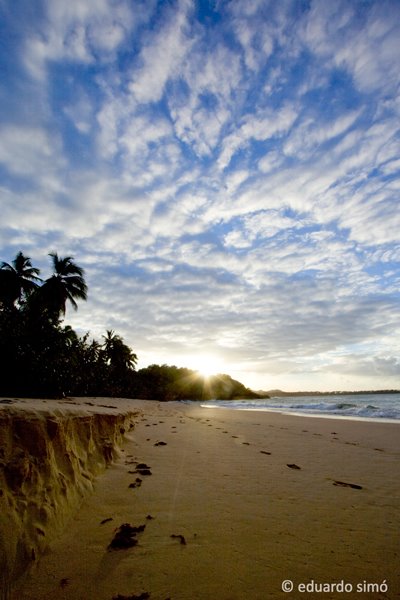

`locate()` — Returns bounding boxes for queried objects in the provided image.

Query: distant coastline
[262,389,400,397]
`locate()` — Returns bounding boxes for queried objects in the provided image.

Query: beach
[2,397,399,599]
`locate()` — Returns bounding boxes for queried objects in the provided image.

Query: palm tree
[102,329,138,371]
[38,253,88,319]
[0,251,41,308]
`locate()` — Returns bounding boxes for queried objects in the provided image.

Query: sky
[0,0,400,392]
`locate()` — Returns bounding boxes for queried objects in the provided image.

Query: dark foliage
[0,251,260,400]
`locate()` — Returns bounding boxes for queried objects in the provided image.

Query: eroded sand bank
[3,398,400,599]
[0,397,140,597]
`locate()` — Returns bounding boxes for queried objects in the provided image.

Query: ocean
[199,393,400,422]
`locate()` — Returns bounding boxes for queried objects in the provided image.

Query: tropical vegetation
[0,251,260,400]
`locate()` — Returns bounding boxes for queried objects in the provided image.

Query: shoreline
[199,404,400,424]
[3,397,399,599]
[198,391,400,423]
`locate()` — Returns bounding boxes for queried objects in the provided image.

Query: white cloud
[120,114,173,159]
[23,0,136,79]
[168,43,243,156]
[64,93,95,134]
[0,125,64,177]
[129,1,193,103]
[283,110,361,159]
[300,0,400,94]
[218,104,297,169]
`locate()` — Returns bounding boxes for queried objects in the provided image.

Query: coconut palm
[0,251,41,308]
[38,253,88,319]
[102,329,138,371]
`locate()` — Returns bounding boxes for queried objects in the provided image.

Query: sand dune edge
[0,397,140,597]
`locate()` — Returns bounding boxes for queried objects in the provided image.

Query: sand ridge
[7,399,400,599]
[0,397,141,597]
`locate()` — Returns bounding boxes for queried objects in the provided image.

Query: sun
[194,354,224,379]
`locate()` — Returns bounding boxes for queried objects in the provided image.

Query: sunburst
[192,354,225,379]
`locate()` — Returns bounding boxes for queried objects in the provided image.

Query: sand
[0,397,140,598]
[2,398,399,599]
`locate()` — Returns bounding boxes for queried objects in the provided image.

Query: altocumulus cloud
[0,0,399,391]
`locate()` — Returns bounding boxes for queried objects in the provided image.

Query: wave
[199,394,400,422]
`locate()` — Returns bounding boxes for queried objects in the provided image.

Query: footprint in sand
[129,478,143,489]
[287,463,301,470]
[260,451,271,455]
[136,467,152,476]
[171,533,187,545]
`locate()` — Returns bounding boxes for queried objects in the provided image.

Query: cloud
[300,0,400,94]
[283,110,361,160]
[63,92,95,134]
[0,125,61,177]
[168,42,243,156]
[218,104,297,169]
[1,0,399,392]
[129,0,193,104]
[23,0,138,79]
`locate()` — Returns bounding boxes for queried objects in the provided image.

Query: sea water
[200,394,400,422]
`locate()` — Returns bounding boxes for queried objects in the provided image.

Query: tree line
[0,251,260,400]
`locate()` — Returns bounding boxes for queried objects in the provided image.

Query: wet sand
[10,399,400,599]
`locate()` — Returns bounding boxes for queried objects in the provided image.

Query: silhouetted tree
[0,250,259,400]
[35,253,87,321]
[0,251,41,308]
[102,330,138,371]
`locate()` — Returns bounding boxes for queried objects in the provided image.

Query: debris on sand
[112,593,150,600]
[108,524,146,550]
[333,480,363,490]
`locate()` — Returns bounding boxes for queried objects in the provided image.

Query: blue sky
[1,0,400,391]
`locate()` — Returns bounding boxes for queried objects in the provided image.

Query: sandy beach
[3,397,400,599]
